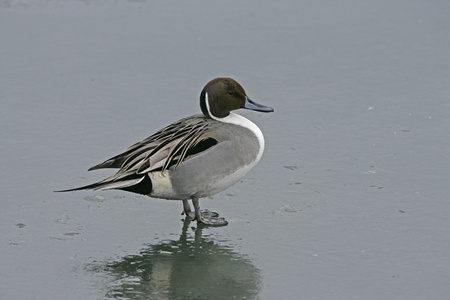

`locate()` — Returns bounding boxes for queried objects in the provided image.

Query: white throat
[205,92,265,162]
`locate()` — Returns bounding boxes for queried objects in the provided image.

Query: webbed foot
[196,215,228,226]
[190,197,228,226]
[182,200,219,219]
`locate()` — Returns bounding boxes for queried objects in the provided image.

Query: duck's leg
[182,199,219,218]
[182,199,195,218]
[191,196,228,226]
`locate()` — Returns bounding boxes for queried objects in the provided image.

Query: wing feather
[87,116,213,187]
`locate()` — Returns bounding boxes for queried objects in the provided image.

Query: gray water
[1,1,449,299]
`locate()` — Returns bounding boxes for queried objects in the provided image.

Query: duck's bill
[242,97,274,113]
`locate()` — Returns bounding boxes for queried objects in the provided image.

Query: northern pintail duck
[57,78,274,225]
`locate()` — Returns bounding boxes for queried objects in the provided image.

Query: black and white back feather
[56,115,217,194]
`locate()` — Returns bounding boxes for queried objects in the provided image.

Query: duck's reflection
[93,218,261,299]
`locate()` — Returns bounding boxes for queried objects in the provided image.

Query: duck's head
[200,77,274,120]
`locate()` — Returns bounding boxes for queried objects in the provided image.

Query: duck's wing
[56,116,217,194]
[89,115,213,173]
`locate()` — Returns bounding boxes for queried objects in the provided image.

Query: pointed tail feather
[54,174,152,195]
[54,180,111,192]
[54,178,130,192]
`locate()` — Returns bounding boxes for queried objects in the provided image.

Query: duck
[56,77,274,226]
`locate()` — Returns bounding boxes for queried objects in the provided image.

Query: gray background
[1,0,449,299]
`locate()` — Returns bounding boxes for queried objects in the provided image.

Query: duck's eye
[227,90,234,95]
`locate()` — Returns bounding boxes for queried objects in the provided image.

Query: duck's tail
[54,173,152,195]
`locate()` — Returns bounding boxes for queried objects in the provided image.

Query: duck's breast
[170,119,264,198]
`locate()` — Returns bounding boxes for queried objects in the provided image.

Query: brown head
[200,77,274,120]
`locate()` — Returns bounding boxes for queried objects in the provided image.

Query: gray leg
[182,199,195,218]
[182,199,219,218]
[191,196,228,226]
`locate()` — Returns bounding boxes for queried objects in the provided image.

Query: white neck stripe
[204,92,265,161]
[205,92,221,121]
